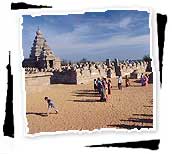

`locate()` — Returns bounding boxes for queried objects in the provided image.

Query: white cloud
[49,33,149,55]
[33,16,149,58]
[119,17,132,29]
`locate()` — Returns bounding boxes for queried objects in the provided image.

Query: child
[44,97,58,115]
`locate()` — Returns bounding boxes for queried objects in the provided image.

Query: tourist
[144,74,149,86]
[93,79,97,92]
[140,73,145,86]
[104,78,108,101]
[99,78,105,101]
[125,75,130,87]
[108,79,112,95]
[102,78,108,101]
[97,78,102,94]
[44,97,58,115]
[118,75,123,90]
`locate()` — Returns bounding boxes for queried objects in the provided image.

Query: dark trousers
[118,83,122,90]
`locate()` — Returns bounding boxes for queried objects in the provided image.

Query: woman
[108,79,112,95]
[125,75,130,87]
[144,74,149,86]
[140,73,145,86]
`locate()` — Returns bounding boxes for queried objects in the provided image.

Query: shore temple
[23,28,61,70]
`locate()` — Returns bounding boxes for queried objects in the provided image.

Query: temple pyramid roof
[29,28,60,61]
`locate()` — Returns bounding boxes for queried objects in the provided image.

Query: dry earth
[26,78,153,134]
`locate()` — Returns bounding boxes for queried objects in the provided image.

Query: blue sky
[22,10,150,61]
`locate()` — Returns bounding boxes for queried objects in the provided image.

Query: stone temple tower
[23,28,61,70]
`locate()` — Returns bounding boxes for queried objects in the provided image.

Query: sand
[26,78,153,134]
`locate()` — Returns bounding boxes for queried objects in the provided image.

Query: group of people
[44,73,149,115]
[93,73,149,101]
[93,75,131,102]
[140,73,149,86]
[94,78,112,102]
[117,75,130,90]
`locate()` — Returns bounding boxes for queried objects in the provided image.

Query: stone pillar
[146,60,152,72]
[114,58,121,76]
[46,60,50,69]
[106,59,111,67]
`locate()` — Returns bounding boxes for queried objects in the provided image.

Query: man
[118,75,123,90]
[44,97,58,115]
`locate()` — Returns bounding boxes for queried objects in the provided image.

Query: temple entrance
[49,60,53,68]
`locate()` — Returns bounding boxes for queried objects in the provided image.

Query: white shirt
[118,76,123,83]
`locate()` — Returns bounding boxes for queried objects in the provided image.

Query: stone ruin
[24,59,151,85]
[22,28,61,70]
[23,28,152,85]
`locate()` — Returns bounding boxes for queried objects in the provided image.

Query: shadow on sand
[107,124,153,130]
[107,111,153,130]
[133,114,153,117]
[72,89,100,102]
[26,112,57,117]
[73,99,100,103]
[134,79,141,83]
[73,90,99,97]
[120,118,153,124]
[143,105,153,108]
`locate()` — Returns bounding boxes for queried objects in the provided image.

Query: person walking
[108,79,112,95]
[118,75,123,90]
[144,74,149,86]
[97,78,102,94]
[125,75,130,87]
[93,79,97,92]
[140,73,145,86]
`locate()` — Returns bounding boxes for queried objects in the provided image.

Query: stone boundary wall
[120,62,148,78]
[76,68,109,84]
[50,70,77,84]
[25,72,52,86]
[24,60,149,85]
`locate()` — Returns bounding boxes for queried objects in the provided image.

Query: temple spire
[23,28,61,69]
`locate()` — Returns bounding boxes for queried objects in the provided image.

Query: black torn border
[86,14,166,150]
[86,139,160,150]
[11,2,52,10]
[157,14,167,86]
[3,51,14,138]
[7,6,166,146]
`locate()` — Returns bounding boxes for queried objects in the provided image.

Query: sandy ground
[26,78,153,134]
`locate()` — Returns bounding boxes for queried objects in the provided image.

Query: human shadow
[26,112,55,117]
[134,79,141,83]
[133,114,153,117]
[73,90,99,97]
[75,89,98,93]
[120,118,153,124]
[129,84,142,87]
[73,99,100,103]
[72,89,100,102]
[144,105,153,108]
[107,112,153,130]
[107,124,153,130]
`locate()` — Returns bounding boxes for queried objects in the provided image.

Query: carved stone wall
[24,60,150,85]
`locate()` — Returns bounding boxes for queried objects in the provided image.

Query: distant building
[22,28,61,70]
